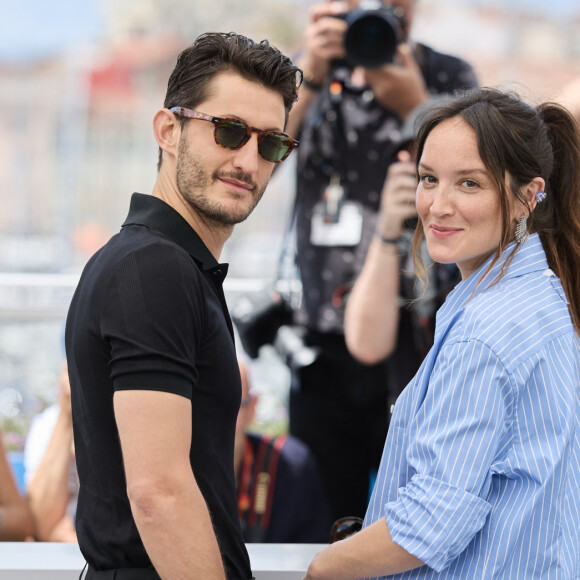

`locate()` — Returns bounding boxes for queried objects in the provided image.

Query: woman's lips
[429,224,463,238]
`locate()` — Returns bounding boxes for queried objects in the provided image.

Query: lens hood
[342,2,402,69]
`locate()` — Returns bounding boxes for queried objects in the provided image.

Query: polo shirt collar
[122,192,228,282]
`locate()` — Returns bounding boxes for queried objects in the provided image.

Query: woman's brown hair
[411,88,580,334]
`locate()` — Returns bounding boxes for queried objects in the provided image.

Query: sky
[0,0,577,62]
[0,0,104,62]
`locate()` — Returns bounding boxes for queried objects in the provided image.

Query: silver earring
[515,214,528,244]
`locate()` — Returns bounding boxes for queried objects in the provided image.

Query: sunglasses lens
[260,133,292,163]
[215,120,248,149]
[329,517,363,543]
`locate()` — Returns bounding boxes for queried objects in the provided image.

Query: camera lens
[343,5,401,69]
[345,14,397,68]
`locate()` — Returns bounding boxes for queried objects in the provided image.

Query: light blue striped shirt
[363,233,580,579]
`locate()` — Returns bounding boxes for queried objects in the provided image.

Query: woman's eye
[462,179,479,188]
[419,174,436,185]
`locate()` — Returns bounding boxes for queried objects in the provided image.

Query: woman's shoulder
[452,268,573,353]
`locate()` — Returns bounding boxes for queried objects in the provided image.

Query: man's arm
[344,151,418,364]
[114,389,226,580]
[304,517,424,580]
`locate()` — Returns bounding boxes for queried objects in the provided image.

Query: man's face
[175,71,286,227]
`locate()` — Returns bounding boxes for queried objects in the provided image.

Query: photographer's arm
[345,231,401,364]
[363,43,429,121]
[26,364,77,542]
[0,432,34,540]
[286,1,348,139]
[344,151,418,364]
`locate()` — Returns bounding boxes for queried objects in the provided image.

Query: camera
[273,325,320,370]
[232,289,293,359]
[337,0,405,69]
[231,290,319,369]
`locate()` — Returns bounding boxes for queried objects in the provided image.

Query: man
[234,357,331,544]
[283,0,478,522]
[65,32,300,579]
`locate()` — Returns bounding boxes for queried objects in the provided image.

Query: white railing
[0,542,324,579]
[0,272,276,320]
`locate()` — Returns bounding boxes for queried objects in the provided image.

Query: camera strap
[308,77,365,247]
[322,79,348,223]
[275,184,301,309]
[238,434,287,542]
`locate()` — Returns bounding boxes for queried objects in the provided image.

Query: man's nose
[232,135,260,174]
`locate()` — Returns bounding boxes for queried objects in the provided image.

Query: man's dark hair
[158,31,302,170]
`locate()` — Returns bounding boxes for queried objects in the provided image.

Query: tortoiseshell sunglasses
[170,107,299,164]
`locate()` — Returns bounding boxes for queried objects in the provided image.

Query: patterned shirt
[295,43,478,335]
[363,234,580,579]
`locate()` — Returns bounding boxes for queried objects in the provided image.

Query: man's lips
[429,224,463,238]
[219,177,254,193]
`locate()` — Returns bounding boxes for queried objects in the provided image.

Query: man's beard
[176,134,267,226]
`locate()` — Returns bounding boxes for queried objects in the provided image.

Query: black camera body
[337,0,404,69]
[232,290,320,369]
[231,289,293,359]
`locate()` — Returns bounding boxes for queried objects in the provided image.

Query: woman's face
[416,116,515,280]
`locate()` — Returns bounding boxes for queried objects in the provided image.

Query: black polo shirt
[65,193,252,579]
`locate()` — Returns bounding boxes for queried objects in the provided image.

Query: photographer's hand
[363,43,429,120]
[299,1,349,87]
[286,1,349,139]
[376,150,418,240]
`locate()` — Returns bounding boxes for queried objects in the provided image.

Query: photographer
[283,0,478,522]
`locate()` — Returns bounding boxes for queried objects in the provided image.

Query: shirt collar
[439,233,548,321]
[121,192,228,282]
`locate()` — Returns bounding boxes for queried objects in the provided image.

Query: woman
[0,429,34,541]
[305,88,580,579]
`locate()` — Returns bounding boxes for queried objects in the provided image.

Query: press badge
[310,201,363,246]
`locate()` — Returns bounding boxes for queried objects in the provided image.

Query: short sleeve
[100,243,205,398]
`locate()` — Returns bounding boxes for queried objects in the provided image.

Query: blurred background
[0,0,579,453]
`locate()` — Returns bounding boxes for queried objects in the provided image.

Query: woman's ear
[522,177,546,215]
[514,177,546,221]
[153,108,181,165]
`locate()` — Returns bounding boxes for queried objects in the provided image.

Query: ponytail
[535,104,580,335]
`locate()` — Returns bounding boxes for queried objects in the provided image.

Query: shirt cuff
[385,474,491,572]
[113,371,192,399]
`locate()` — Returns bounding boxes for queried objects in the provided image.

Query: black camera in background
[334,0,405,69]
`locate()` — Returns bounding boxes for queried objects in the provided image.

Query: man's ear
[153,108,181,163]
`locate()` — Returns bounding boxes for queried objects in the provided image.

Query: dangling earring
[515,214,528,244]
